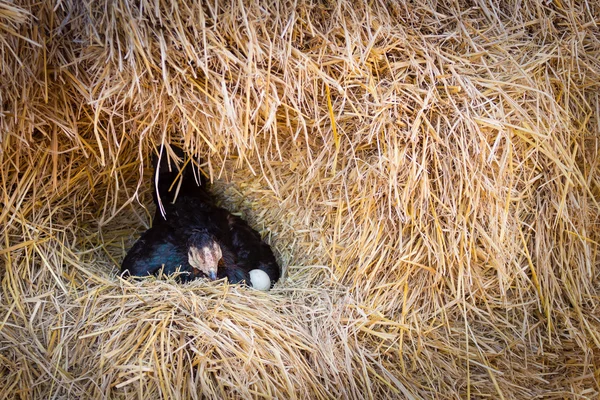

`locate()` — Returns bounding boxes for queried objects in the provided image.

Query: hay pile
[1,0,599,398]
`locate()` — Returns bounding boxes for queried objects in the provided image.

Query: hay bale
[1,0,599,398]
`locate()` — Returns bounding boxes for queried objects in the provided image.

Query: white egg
[249,269,271,291]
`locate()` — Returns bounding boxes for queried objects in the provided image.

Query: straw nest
[1,0,599,398]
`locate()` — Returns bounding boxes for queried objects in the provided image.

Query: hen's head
[187,230,221,280]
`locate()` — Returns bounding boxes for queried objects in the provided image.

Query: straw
[1,0,599,398]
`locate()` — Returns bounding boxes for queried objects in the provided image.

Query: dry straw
[1,0,599,398]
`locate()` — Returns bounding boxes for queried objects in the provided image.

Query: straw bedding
[1,0,599,398]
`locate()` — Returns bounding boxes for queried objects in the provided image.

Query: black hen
[120,145,280,288]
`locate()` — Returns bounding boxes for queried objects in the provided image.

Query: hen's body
[120,146,280,287]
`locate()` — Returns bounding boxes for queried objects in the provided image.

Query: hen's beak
[208,270,218,281]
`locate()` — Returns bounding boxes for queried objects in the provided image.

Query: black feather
[121,145,281,288]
